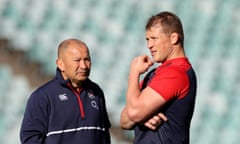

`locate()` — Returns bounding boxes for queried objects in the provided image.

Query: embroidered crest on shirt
[87,90,95,99]
[91,100,99,110]
[58,94,68,101]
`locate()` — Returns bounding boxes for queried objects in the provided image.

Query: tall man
[120,11,197,144]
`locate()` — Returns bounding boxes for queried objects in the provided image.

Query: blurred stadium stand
[0,0,240,143]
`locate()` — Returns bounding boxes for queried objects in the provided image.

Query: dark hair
[146,11,184,45]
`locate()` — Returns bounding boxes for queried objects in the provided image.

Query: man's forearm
[120,107,136,130]
[126,70,141,109]
[125,70,144,122]
[123,55,154,124]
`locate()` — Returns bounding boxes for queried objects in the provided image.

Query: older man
[20,39,111,144]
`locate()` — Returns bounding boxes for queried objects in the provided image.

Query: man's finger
[158,113,168,121]
[144,122,157,130]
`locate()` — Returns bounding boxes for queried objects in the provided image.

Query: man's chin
[78,76,88,81]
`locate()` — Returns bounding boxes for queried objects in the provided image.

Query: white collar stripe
[47,126,106,137]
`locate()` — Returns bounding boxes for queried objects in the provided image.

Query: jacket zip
[68,83,85,118]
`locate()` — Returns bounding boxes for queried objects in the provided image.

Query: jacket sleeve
[20,91,49,144]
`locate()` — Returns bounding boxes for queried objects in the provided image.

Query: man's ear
[56,58,64,72]
[170,33,179,45]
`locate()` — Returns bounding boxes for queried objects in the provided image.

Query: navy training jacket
[20,68,111,144]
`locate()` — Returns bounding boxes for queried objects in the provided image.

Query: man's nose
[147,41,153,49]
[79,60,87,68]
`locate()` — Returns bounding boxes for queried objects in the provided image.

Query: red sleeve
[140,80,143,88]
[148,67,189,101]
